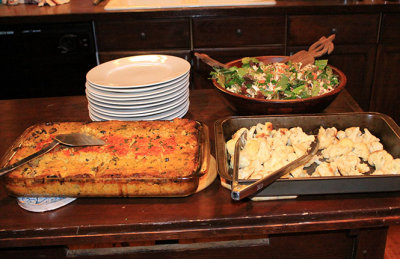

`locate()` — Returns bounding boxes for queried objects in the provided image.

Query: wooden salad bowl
[211,56,347,115]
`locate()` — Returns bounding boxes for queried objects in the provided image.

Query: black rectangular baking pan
[215,112,400,197]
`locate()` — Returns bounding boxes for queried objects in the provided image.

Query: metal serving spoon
[0,133,106,176]
[231,131,319,201]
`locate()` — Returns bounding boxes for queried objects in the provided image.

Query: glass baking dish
[215,112,400,197]
[1,120,210,197]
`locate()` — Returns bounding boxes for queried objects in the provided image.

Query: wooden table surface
[1,89,399,258]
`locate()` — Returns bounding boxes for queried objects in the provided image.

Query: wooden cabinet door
[288,14,379,45]
[95,19,191,51]
[287,45,376,111]
[192,16,285,48]
[370,44,400,124]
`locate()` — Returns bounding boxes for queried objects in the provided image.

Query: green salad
[210,57,340,100]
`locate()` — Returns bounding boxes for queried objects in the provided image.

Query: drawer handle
[235,28,242,36]
[140,32,146,40]
[331,28,337,34]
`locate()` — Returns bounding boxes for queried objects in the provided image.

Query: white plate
[88,90,189,116]
[85,79,188,99]
[86,88,189,111]
[162,101,189,120]
[86,55,191,88]
[89,112,104,122]
[87,72,189,93]
[17,197,77,212]
[86,87,188,109]
[85,84,188,106]
[89,99,189,121]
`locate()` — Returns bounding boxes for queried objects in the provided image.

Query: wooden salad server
[0,133,106,176]
[194,52,229,69]
[287,34,336,66]
[195,34,336,68]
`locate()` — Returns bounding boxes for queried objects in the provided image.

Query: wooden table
[1,89,399,258]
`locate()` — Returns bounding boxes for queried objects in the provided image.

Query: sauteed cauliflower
[226,123,400,179]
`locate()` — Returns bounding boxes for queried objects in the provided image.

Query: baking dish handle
[198,124,210,177]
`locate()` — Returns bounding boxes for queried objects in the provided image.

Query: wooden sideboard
[0,0,399,123]
[3,89,399,259]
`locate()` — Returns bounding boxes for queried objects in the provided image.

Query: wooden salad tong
[195,34,336,68]
[287,34,335,66]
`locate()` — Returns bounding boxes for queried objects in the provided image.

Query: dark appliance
[0,22,98,99]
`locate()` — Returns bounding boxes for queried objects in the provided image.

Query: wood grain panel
[95,19,190,51]
[381,14,400,44]
[288,14,379,45]
[193,16,285,48]
[370,44,400,124]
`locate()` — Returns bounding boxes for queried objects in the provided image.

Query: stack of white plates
[85,55,191,121]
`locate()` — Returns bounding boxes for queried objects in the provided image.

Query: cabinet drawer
[381,14,400,44]
[288,14,379,45]
[96,19,190,51]
[193,16,285,48]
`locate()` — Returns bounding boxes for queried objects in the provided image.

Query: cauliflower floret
[292,142,310,157]
[312,162,340,177]
[255,138,272,163]
[383,159,400,175]
[288,127,315,157]
[351,142,370,162]
[372,158,400,175]
[238,139,260,168]
[336,154,363,176]
[290,166,309,178]
[262,145,294,172]
[362,128,380,143]
[321,138,354,160]
[368,150,393,171]
[317,127,338,149]
[345,127,363,143]
[367,141,384,153]
[226,128,248,156]
[357,163,370,174]
[270,128,290,149]
[336,130,346,140]
[289,127,314,145]
[239,160,263,179]
[254,122,273,137]
[361,128,383,153]
[304,154,321,167]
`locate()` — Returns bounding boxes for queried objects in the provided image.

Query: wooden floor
[385,226,400,259]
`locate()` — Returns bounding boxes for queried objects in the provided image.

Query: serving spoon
[195,34,335,68]
[0,133,106,176]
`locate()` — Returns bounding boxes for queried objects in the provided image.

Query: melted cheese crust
[8,119,200,180]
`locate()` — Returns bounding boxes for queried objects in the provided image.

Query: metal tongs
[231,131,319,201]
